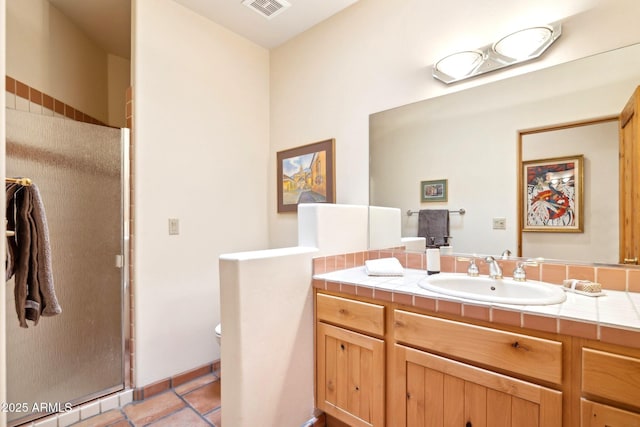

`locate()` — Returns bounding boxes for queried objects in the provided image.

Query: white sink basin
[418,273,567,305]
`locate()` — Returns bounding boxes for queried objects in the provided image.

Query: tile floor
[68,373,221,427]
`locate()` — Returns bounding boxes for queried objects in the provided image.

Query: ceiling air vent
[242,0,291,20]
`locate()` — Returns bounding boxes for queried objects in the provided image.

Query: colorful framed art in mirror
[522,155,584,232]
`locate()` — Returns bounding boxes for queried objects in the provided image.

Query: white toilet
[215,323,222,346]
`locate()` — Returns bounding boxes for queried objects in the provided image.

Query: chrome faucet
[513,260,540,282]
[467,258,479,277]
[456,257,479,277]
[513,262,527,281]
[484,256,503,279]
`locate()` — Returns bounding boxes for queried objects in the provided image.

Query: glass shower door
[5,109,127,425]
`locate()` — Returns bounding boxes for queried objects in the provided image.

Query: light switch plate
[492,217,506,230]
[168,218,180,235]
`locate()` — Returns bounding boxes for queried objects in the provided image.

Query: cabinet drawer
[394,309,563,384]
[317,293,385,336]
[582,348,640,409]
[581,399,640,426]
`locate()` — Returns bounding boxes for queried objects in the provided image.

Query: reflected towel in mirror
[418,209,450,247]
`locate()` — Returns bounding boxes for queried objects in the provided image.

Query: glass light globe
[434,51,484,78]
[493,27,553,60]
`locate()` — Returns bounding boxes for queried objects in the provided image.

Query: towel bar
[5,177,32,187]
[407,208,465,216]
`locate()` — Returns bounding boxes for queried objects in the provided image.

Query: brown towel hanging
[6,179,61,327]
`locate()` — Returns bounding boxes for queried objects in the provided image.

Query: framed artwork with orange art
[277,139,335,213]
[522,155,584,232]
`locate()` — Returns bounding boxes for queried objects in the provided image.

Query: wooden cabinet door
[619,85,640,265]
[317,322,385,427]
[394,344,562,427]
[581,399,640,427]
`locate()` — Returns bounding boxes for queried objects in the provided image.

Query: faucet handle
[513,260,539,282]
[513,262,526,281]
[468,259,479,277]
[457,256,479,277]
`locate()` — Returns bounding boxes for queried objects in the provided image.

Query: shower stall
[5,109,129,426]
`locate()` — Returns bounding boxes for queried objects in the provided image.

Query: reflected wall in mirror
[370,43,640,264]
[518,118,619,263]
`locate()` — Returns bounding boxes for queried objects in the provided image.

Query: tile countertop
[313,267,640,345]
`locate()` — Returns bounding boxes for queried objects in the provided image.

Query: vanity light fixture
[433,50,484,79]
[433,22,562,84]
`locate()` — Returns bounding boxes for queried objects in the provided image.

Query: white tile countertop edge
[314,267,640,332]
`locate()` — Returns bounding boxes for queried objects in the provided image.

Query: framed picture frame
[420,179,448,202]
[522,154,584,232]
[277,138,335,213]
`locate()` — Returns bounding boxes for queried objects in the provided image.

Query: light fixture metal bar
[432,22,562,84]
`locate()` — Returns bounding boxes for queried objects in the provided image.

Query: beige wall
[108,54,130,128]
[268,0,640,248]
[522,121,619,262]
[132,0,270,386]
[6,0,129,126]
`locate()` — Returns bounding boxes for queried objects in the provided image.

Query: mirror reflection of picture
[523,155,583,232]
[421,179,447,202]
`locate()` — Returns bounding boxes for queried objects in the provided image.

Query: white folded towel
[365,257,404,276]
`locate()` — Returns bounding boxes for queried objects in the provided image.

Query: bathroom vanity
[313,262,640,427]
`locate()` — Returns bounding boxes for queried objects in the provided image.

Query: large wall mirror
[370,43,640,265]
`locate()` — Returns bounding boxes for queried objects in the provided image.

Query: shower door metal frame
[5,115,131,426]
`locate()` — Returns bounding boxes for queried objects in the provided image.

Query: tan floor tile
[183,381,221,414]
[70,409,126,427]
[124,391,185,426]
[147,408,210,427]
[206,408,221,427]
[174,373,218,395]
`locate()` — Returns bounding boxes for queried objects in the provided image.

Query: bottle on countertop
[426,248,440,275]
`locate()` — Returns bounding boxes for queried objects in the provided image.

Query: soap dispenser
[426,248,440,275]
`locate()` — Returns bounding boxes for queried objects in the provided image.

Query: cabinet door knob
[466,422,472,427]
[511,341,530,351]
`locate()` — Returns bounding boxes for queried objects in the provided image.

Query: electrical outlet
[168,218,180,235]
[492,217,506,230]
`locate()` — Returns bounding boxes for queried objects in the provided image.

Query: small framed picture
[522,155,583,232]
[421,179,447,202]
